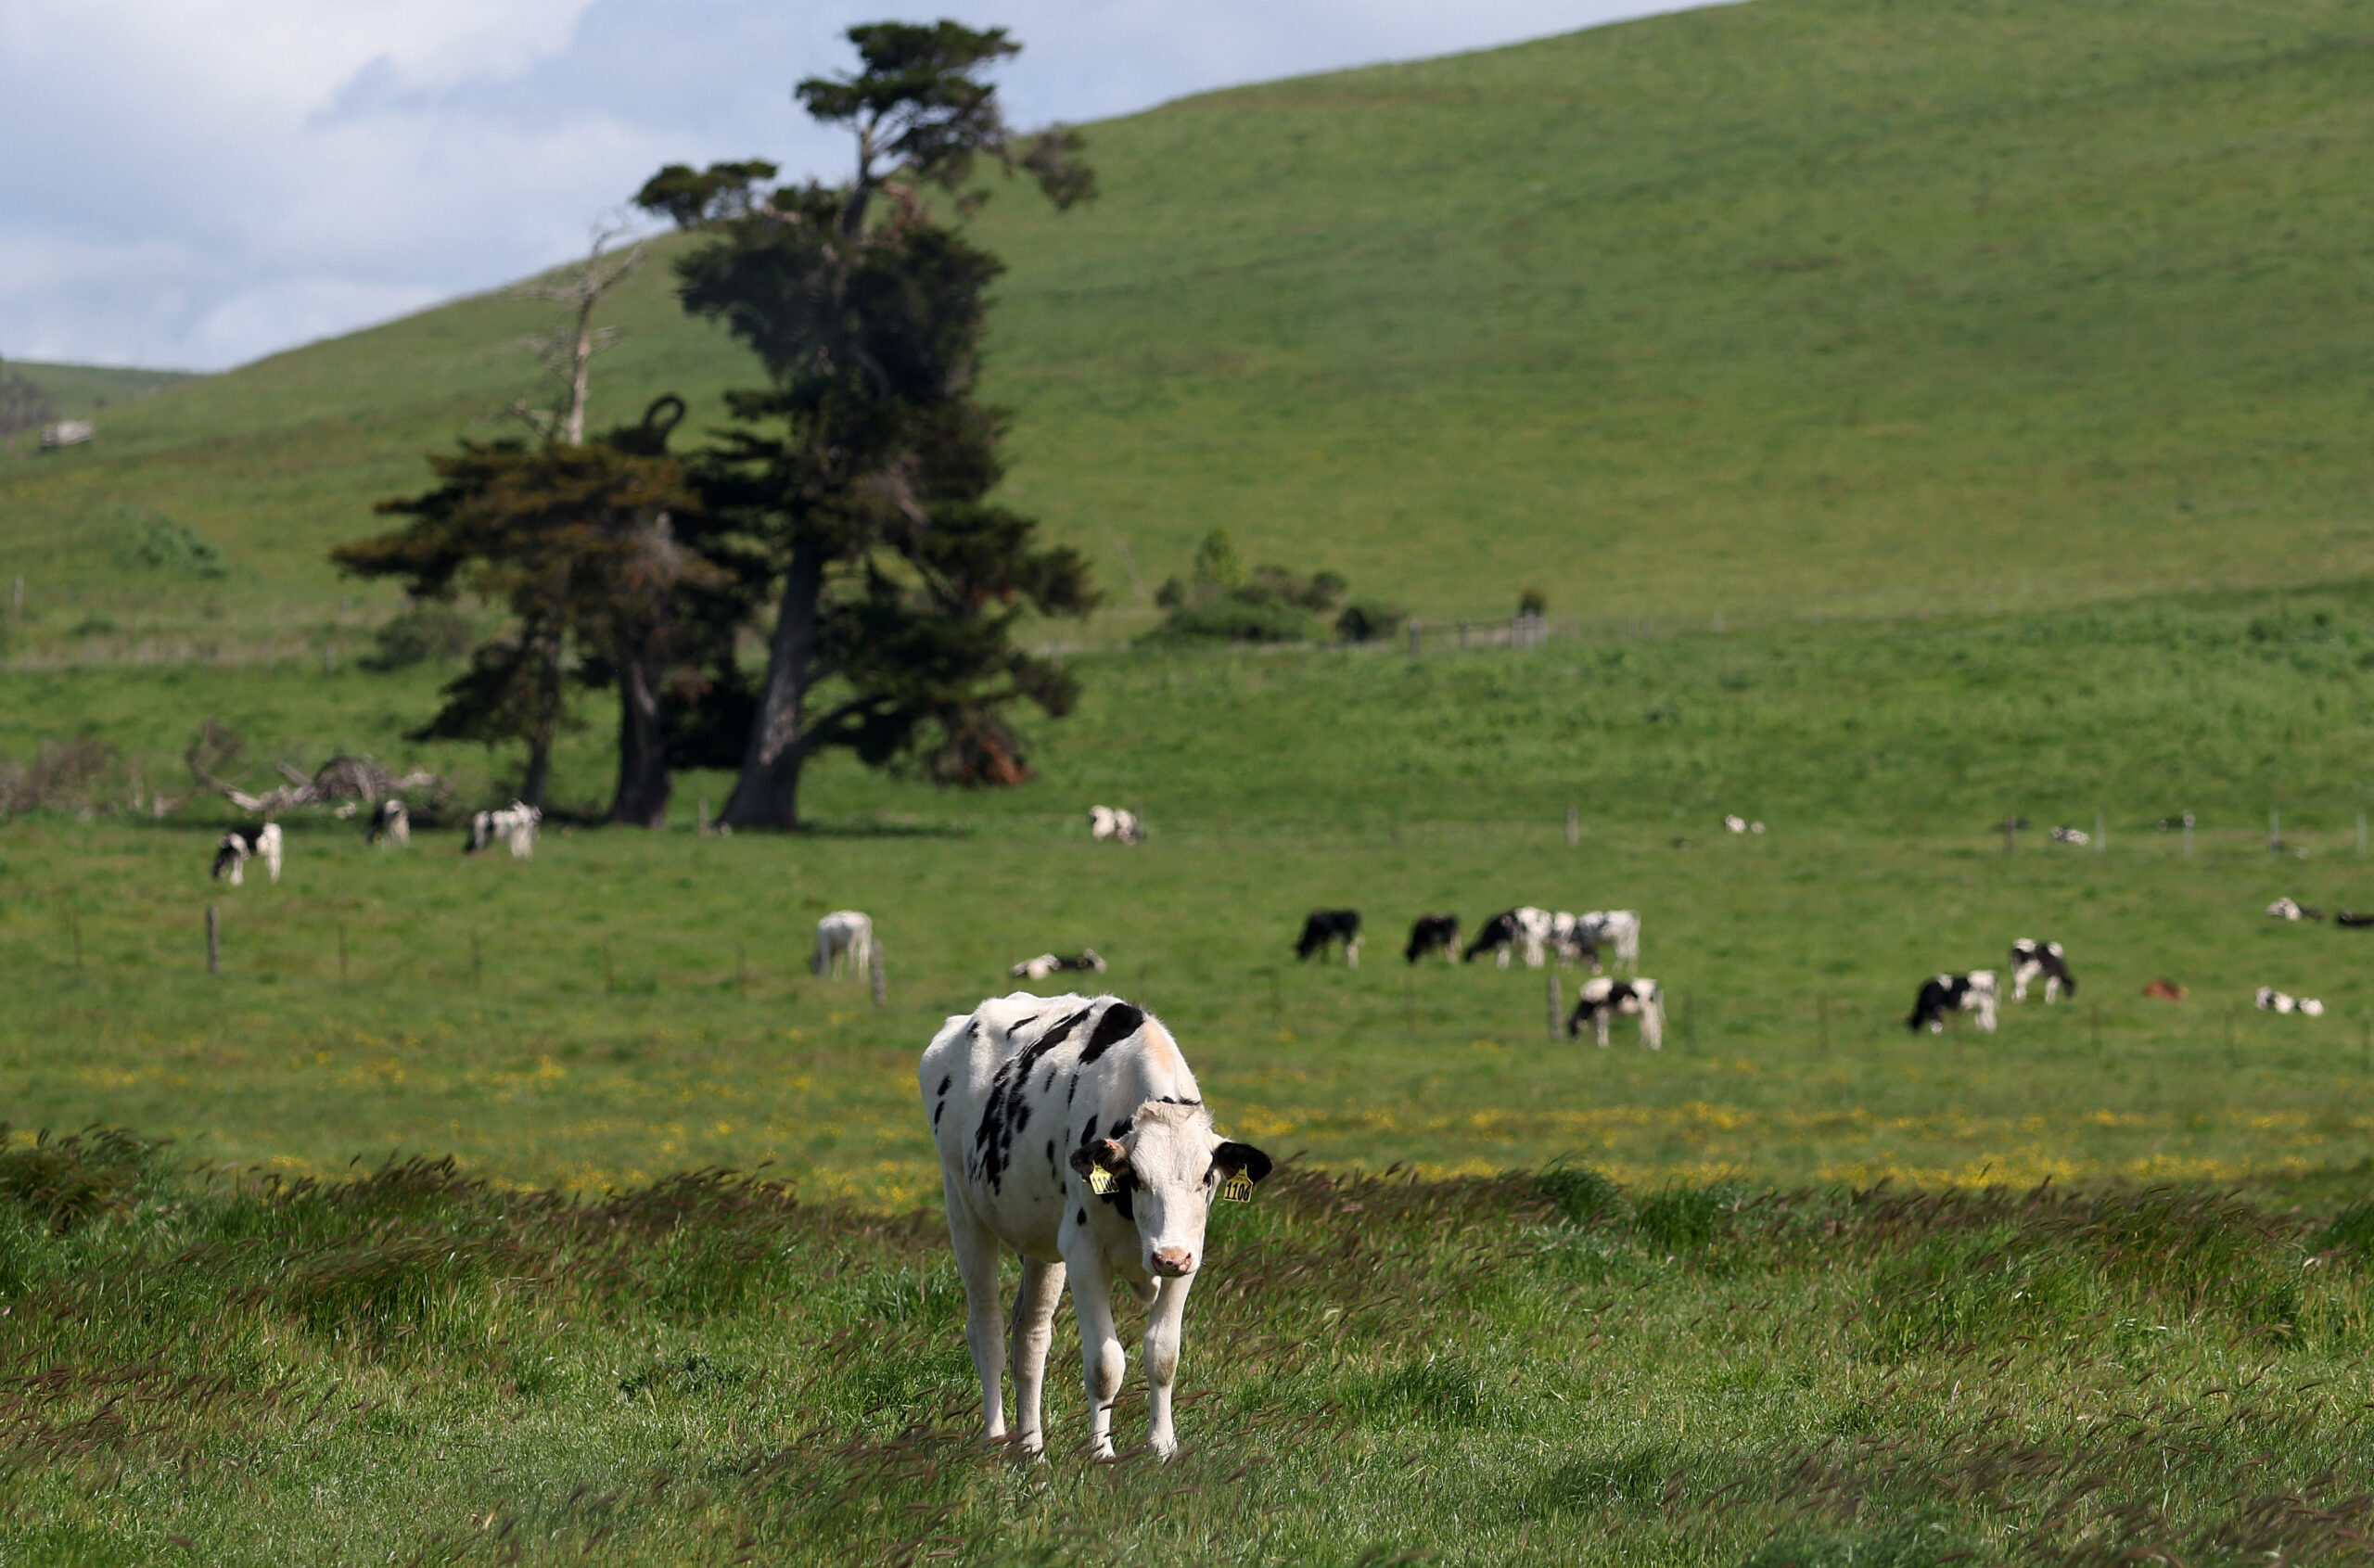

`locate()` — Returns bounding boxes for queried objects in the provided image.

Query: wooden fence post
[1458,618,1471,651]
[2270,809,2281,853]
[1547,974,1562,1040]
[1566,804,1579,848]
[68,901,82,970]
[2096,809,2105,852]
[338,922,348,982]
[2183,811,2194,859]
[206,905,220,976]
[872,942,888,1008]
[1408,619,1422,657]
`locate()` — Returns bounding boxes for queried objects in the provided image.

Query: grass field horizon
[5,0,2374,657]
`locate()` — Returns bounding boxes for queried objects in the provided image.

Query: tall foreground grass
[5,1128,2374,1563]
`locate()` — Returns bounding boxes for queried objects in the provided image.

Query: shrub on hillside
[0,737,121,818]
[0,359,57,439]
[1334,601,1406,644]
[1145,528,1348,644]
[122,511,226,578]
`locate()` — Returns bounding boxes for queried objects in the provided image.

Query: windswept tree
[645,20,1098,830]
[334,402,753,822]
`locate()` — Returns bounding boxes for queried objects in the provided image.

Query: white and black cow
[366,798,410,848]
[211,822,283,886]
[1011,950,1106,983]
[2256,987,2326,1017]
[1566,976,1665,1050]
[1404,913,1460,964]
[922,992,1273,1460]
[2267,897,2323,922]
[1907,970,1998,1034]
[1295,909,1363,967]
[1581,910,1641,973]
[1089,806,1145,846]
[466,800,540,859]
[814,911,875,980]
[1463,907,1555,969]
[2009,938,2076,1004]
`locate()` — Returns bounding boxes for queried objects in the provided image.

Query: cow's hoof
[1151,1438,1179,1462]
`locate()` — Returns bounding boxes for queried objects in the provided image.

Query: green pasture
[8,1134,2374,1563]
[8,590,2374,1197]
[6,0,2374,651]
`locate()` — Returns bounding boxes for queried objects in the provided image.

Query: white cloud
[0,0,1703,370]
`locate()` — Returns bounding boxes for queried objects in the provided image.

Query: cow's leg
[1345,937,1361,970]
[1142,1273,1194,1460]
[1063,1248,1128,1459]
[1008,1256,1066,1456]
[945,1203,1009,1443]
[1495,946,1511,971]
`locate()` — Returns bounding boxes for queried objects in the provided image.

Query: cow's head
[1069,1100,1272,1280]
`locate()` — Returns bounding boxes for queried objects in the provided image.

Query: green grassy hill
[4,0,2372,655]
[5,360,199,421]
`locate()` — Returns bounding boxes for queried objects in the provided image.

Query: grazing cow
[1088,806,1144,846]
[2049,826,2090,846]
[2267,898,2323,922]
[1907,970,1998,1034]
[1722,815,1766,835]
[1571,909,1641,973]
[921,991,1273,1460]
[1295,910,1363,967]
[210,822,283,886]
[2340,911,2374,929]
[813,911,876,980]
[1404,913,1460,964]
[466,800,540,859]
[1011,950,1107,983]
[2009,938,2077,1004]
[366,799,410,848]
[2142,978,2189,1001]
[1463,907,1554,969]
[2256,987,2326,1017]
[1566,976,1665,1050]
[37,420,95,452]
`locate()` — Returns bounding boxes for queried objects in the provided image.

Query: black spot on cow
[1079,1003,1143,1064]
[1045,1139,1056,1173]
[1109,1115,1133,1141]
[933,1103,943,1127]
[1076,1208,1087,1226]
[1066,1076,1079,1106]
[937,1075,951,1096]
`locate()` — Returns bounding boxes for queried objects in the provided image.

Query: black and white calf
[2256,987,2326,1017]
[466,800,540,859]
[366,799,410,848]
[1295,909,1363,967]
[1566,976,1664,1050]
[1404,913,1460,964]
[1907,970,1998,1034]
[1011,950,1107,982]
[922,992,1273,1460]
[210,822,283,886]
[2267,898,2322,922]
[2009,938,2076,1004]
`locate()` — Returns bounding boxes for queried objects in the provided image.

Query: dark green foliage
[662,24,1097,826]
[358,602,475,669]
[1517,588,1547,618]
[1537,1164,1623,1226]
[1147,529,1349,644]
[1334,601,1406,644]
[631,160,780,229]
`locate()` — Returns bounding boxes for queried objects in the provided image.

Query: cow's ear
[1214,1141,1273,1185]
[1069,1141,1129,1178]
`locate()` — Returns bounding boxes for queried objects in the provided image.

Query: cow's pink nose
[1151,1248,1195,1277]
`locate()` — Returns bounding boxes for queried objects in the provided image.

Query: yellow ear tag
[1219,1173,1255,1204]
[1087,1166,1117,1196]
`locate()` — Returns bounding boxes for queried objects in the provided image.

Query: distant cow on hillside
[2009,938,2075,1004]
[1011,950,1106,983]
[1404,913,1459,964]
[1295,910,1362,967]
[1567,976,1665,1051]
[211,822,283,886]
[1089,806,1144,845]
[814,911,876,981]
[37,421,94,452]
[2256,987,2325,1017]
[2267,898,2322,922]
[366,799,410,847]
[1908,970,1998,1034]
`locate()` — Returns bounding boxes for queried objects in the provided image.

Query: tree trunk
[720,539,823,830]
[608,632,672,827]
[518,617,566,810]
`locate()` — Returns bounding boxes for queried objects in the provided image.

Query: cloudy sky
[0,0,1698,372]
